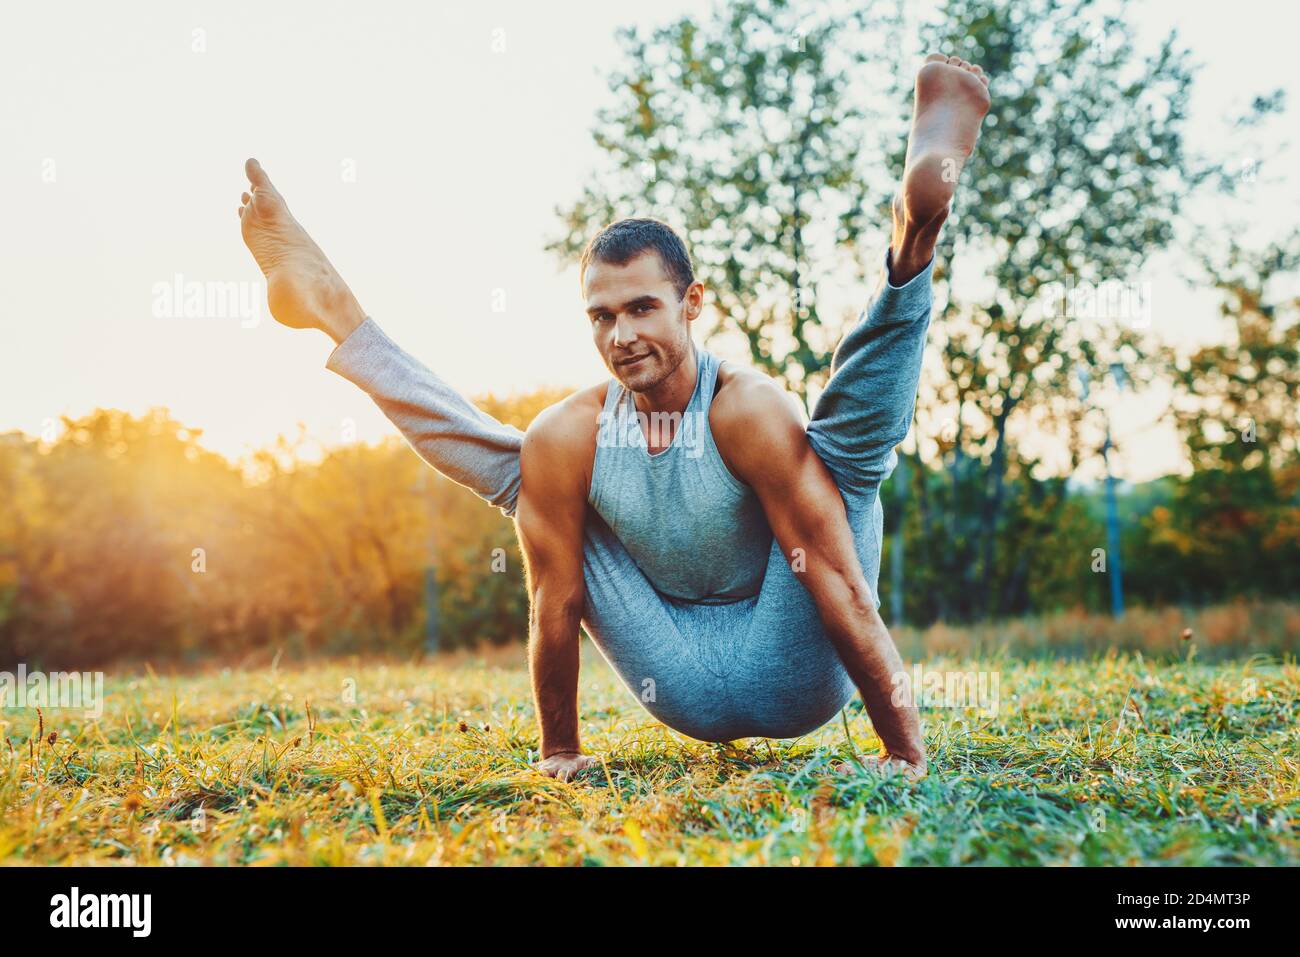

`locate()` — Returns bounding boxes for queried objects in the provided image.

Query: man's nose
[613,314,638,348]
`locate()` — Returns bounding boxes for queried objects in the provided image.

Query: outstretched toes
[925,52,989,85]
[239,158,292,230]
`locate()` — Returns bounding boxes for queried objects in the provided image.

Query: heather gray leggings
[327,254,933,741]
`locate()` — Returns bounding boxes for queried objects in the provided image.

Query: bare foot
[890,55,992,280]
[238,158,365,342]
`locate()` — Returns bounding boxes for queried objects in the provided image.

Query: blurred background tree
[1133,233,1300,604]
[0,392,560,669]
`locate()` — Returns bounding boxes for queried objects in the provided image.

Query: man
[237,54,991,781]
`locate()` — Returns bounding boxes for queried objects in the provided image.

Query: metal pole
[418,468,440,653]
[1101,424,1124,617]
[423,565,439,653]
[890,452,907,627]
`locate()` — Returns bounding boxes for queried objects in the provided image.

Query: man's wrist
[892,747,927,766]
[888,201,947,286]
[542,746,583,758]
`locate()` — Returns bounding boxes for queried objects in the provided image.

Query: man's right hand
[864,753,928,780]
[832,753,928,781]
[537,751,599,782]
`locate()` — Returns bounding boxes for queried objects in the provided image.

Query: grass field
[3,622,1297,866]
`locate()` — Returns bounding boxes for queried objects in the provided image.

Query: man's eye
[635,304,653,314]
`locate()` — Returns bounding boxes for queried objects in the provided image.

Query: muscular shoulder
[709,363,810,479]
[521,382,605,496]
[711,363,806,442]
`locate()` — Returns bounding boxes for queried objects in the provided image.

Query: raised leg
[725,56,991,740]
[805,253,935,493]
[326,319,525,516]
[806,53,990,492]
[237,157,525,516]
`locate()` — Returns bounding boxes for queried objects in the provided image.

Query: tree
[549,0,882,406]
[1175,234,1300,472]
[888,0,1215,618]
[552,0,1219,621]
[1144,233,1300,601]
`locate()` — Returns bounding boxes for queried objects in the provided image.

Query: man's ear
[683,280,705,322]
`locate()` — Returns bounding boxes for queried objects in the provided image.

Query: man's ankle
[889,202,947,285]
[888,248,933,286]
[321,291,367,345]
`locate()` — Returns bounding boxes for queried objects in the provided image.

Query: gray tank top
[589,345,773,604]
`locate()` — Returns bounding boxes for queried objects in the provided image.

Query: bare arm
[515,404,597,780]
[713,380,926,772]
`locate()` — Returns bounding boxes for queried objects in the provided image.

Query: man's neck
[625,342,699,454]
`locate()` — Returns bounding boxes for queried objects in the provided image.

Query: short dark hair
[579,218,696,299]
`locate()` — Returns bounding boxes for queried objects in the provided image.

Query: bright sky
[1,0,1295,481]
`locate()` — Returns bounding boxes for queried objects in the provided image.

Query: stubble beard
[616,332,691,394]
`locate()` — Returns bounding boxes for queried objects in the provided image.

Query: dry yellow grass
[2,633,1296,865]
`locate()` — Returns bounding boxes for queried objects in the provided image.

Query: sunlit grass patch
[1,650,1295,865]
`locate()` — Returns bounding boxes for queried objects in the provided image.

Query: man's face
[584,250,702,393]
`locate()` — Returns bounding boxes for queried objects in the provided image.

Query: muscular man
[238,54,991,780]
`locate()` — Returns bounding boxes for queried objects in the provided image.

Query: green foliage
[1174,233,1300,472]
[891,0,1211,619]
[1128,233,1300,604]
[881,451,1104,622]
